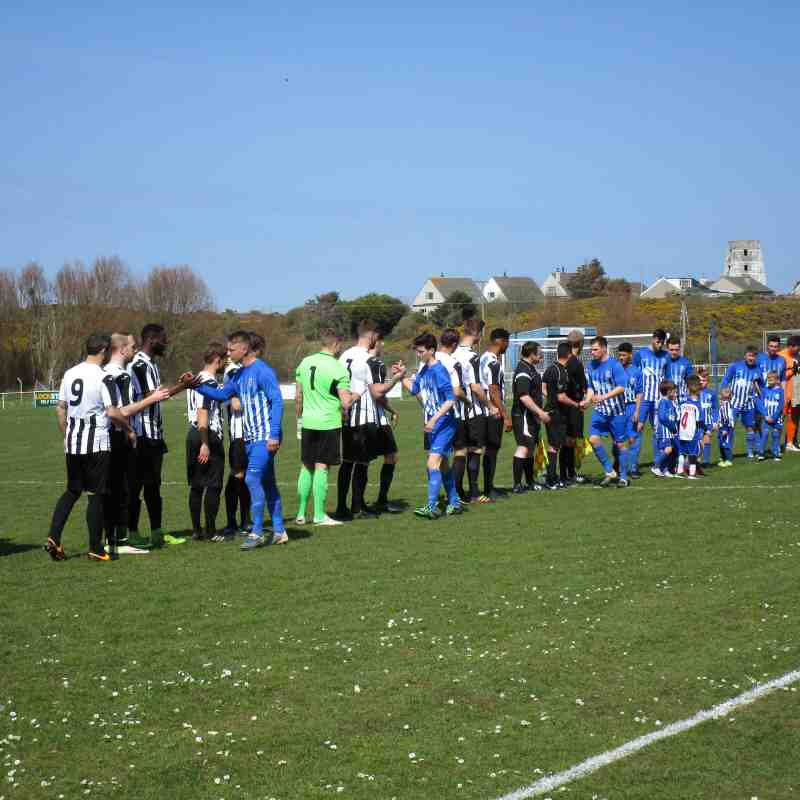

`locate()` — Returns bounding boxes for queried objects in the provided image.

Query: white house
[707,275,774,296]
[540,268,578,298]
[411,277,481,316]
[482,276,544,305]
[639,276,716,299]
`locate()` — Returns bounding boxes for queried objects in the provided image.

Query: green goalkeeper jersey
[295,352,351,430]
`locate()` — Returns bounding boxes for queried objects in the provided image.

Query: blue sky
[3,1,799,310]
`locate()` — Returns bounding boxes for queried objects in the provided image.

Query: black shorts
[512,413,540,450]
[453,420,469,450]
[228,438,248,473]
[465,416,488,448]
[66,451,111,495]
[135,438,166,487]
[186,428,225,489]
[109,430,135,486]
[546,412,567,449]
[301,427,342,468]
[565,406,584,439]
[342,424,379,463]
[486,416,504,451]
[372,424,398,457]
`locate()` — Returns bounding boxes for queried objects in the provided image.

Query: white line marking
[494,668,800,800]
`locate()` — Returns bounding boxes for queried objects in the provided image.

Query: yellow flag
[574,437,593,468]
[533,439,549,477]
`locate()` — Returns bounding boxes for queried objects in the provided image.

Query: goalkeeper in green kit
[294,329,355,526]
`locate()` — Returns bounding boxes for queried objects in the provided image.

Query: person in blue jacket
[756,371,785,461]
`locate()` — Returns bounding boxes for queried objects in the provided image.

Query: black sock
[337,462,354,514]
[189,487,203,532]
[86,493,105,554]
[452,455,467,498]
[567,447,577,479]
[128,484,142,532]
[204,487,221,534]
[377,463,395,504]
[512,456,526,486]
[483,450,498,495]
[50,489,81,545]
[351,463,368,513]
[224,475,239,528]
[559,447,569,481]
[103,494,117,545]
[143,485,162,530]
[524,457,534,485]
[546,451,558,484]
[467,453,481,496]
[239,479,251,526]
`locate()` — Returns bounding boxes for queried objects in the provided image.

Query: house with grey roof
[640,276,717,299]
[411,277,482,316]
[707,275,774,296]
[482,275,544,305]
[540,268,578,298]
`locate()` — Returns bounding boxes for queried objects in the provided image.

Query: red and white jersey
[59,361,114,454]
[678,400,701,441]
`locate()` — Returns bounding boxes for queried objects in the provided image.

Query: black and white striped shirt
[129,351,163,440]
[340,345,378,427]
[480,350,505,406]
[187,371,224,438]
[224,362,245,441]
[368,356,391,427]
[104,361,135,435]
[435,351,465,421]
[59,362,113,454]
[454,344,486,419]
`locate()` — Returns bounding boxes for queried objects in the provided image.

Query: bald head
[111,332,136,364]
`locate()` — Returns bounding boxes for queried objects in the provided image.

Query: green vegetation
[2,399,799,799]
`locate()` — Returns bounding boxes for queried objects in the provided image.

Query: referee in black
[511,341,550,492]
[562,329,588,484]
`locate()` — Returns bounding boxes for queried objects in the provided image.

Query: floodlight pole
[17,377,22,401]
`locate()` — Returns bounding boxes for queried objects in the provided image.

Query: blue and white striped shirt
[410,361,456,434]
[756,353,786,387]
[664,355,694,401]
[721,361,760,411]
[699,387,718,429]
[655,398,679,441]
[195,358,283,443]
[633,347,669,403]
[717,400,734,429]
[622,364,642,406]
[757,385,785,421]
[586,357,627,417]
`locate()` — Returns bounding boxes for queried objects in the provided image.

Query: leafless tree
[17,262,51,308]
[91,255,133,306]
[54,260,92,306]
[139,265,214,315]
[0,270,19,320]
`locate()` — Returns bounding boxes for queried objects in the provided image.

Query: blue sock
[629,433,641,471]
[772,429,781,457]
[651,432,658,467]
[245,469,266,534]
[654,449,666,471]
[760,428,769,456]
[618,447,628,480]
[746,430,755,457]
[442,468,459,506]
[263,456,285,533]
[427,469,442,509]
[592,442,612,473]
[703,441,711,464]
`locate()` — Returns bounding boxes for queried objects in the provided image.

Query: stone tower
[725,240,765,284]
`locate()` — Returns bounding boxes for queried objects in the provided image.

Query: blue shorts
[656,436,677,452]
[678,437,701,456]
[762,418,784,431]
[424,421,456,456]
[589,411,628,444]
[733,407,755,428]
[624,405,639,439]
[639,400,658,426]
[717,427,733,449]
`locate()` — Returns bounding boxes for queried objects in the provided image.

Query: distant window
[679,279,691,289]
[488,291,495,299]
[546,287,558,296]
[743,264,749,272]
[743,249,748,256]
[426,292,434,300]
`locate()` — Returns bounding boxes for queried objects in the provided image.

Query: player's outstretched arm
[120,386,171,418]
[195,376,238,402]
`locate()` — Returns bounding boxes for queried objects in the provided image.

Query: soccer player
[222,357,251,536]
[397,333,460,519]
[615,343,643,478]
[453,319,489,502]
[295,329,354,526]
[193,330,287,549]
[651,380,679,477]
[479,328,511,501]
[633,328,670,471]
[368,332,402,513]
[511,341,550,492]
[676,375,704,479]
[46,334,136,561]
[721,346,761,459]
[779,336,800,451]
[753,336,785,457]
[756,371,785,461]
[664,337,694,402]
[436,328,469,491]
[128,323,185,547]
[186,342,227,540]
[585,336,629,487]
[697,367,718,467]
[542,342,581,489]
[717,387,734,466]
[335,320,405,520]
[562,330,588,484]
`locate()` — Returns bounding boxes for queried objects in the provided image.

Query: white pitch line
[494,668,800,800]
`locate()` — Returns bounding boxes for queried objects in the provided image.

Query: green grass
[2,399,799,800]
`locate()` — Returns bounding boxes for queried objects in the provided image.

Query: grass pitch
[2,398,799,800]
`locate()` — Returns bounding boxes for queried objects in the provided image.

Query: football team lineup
[3,320,800,799]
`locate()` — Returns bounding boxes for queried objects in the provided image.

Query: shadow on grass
[285,527,313,542]
[0,537,40,557]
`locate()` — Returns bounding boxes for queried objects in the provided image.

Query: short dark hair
[440,328,460,349]
[789,335,800,348]
[696,366,709,378]
[413,332,437,351]
[659,379,676,396]
[745,344,758,355]
[556,341,571,359]
[490,328,510,342]
[141,323,165,342]
[86,332,111,356]
[686,374,702,392]
[228,329,252,346]
[617,342,633,354]
[463,318,485,336]
[204,341,227,364]
[320,328,342,347]
[521,341,539,358]
[591,335,608,348]
[357,319,378,337]
[653,328,667,341]
[249,332,265,354]
[668,337,681,347]
[768,335,781,345]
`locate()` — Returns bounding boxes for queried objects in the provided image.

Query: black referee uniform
[511,358,542,487]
